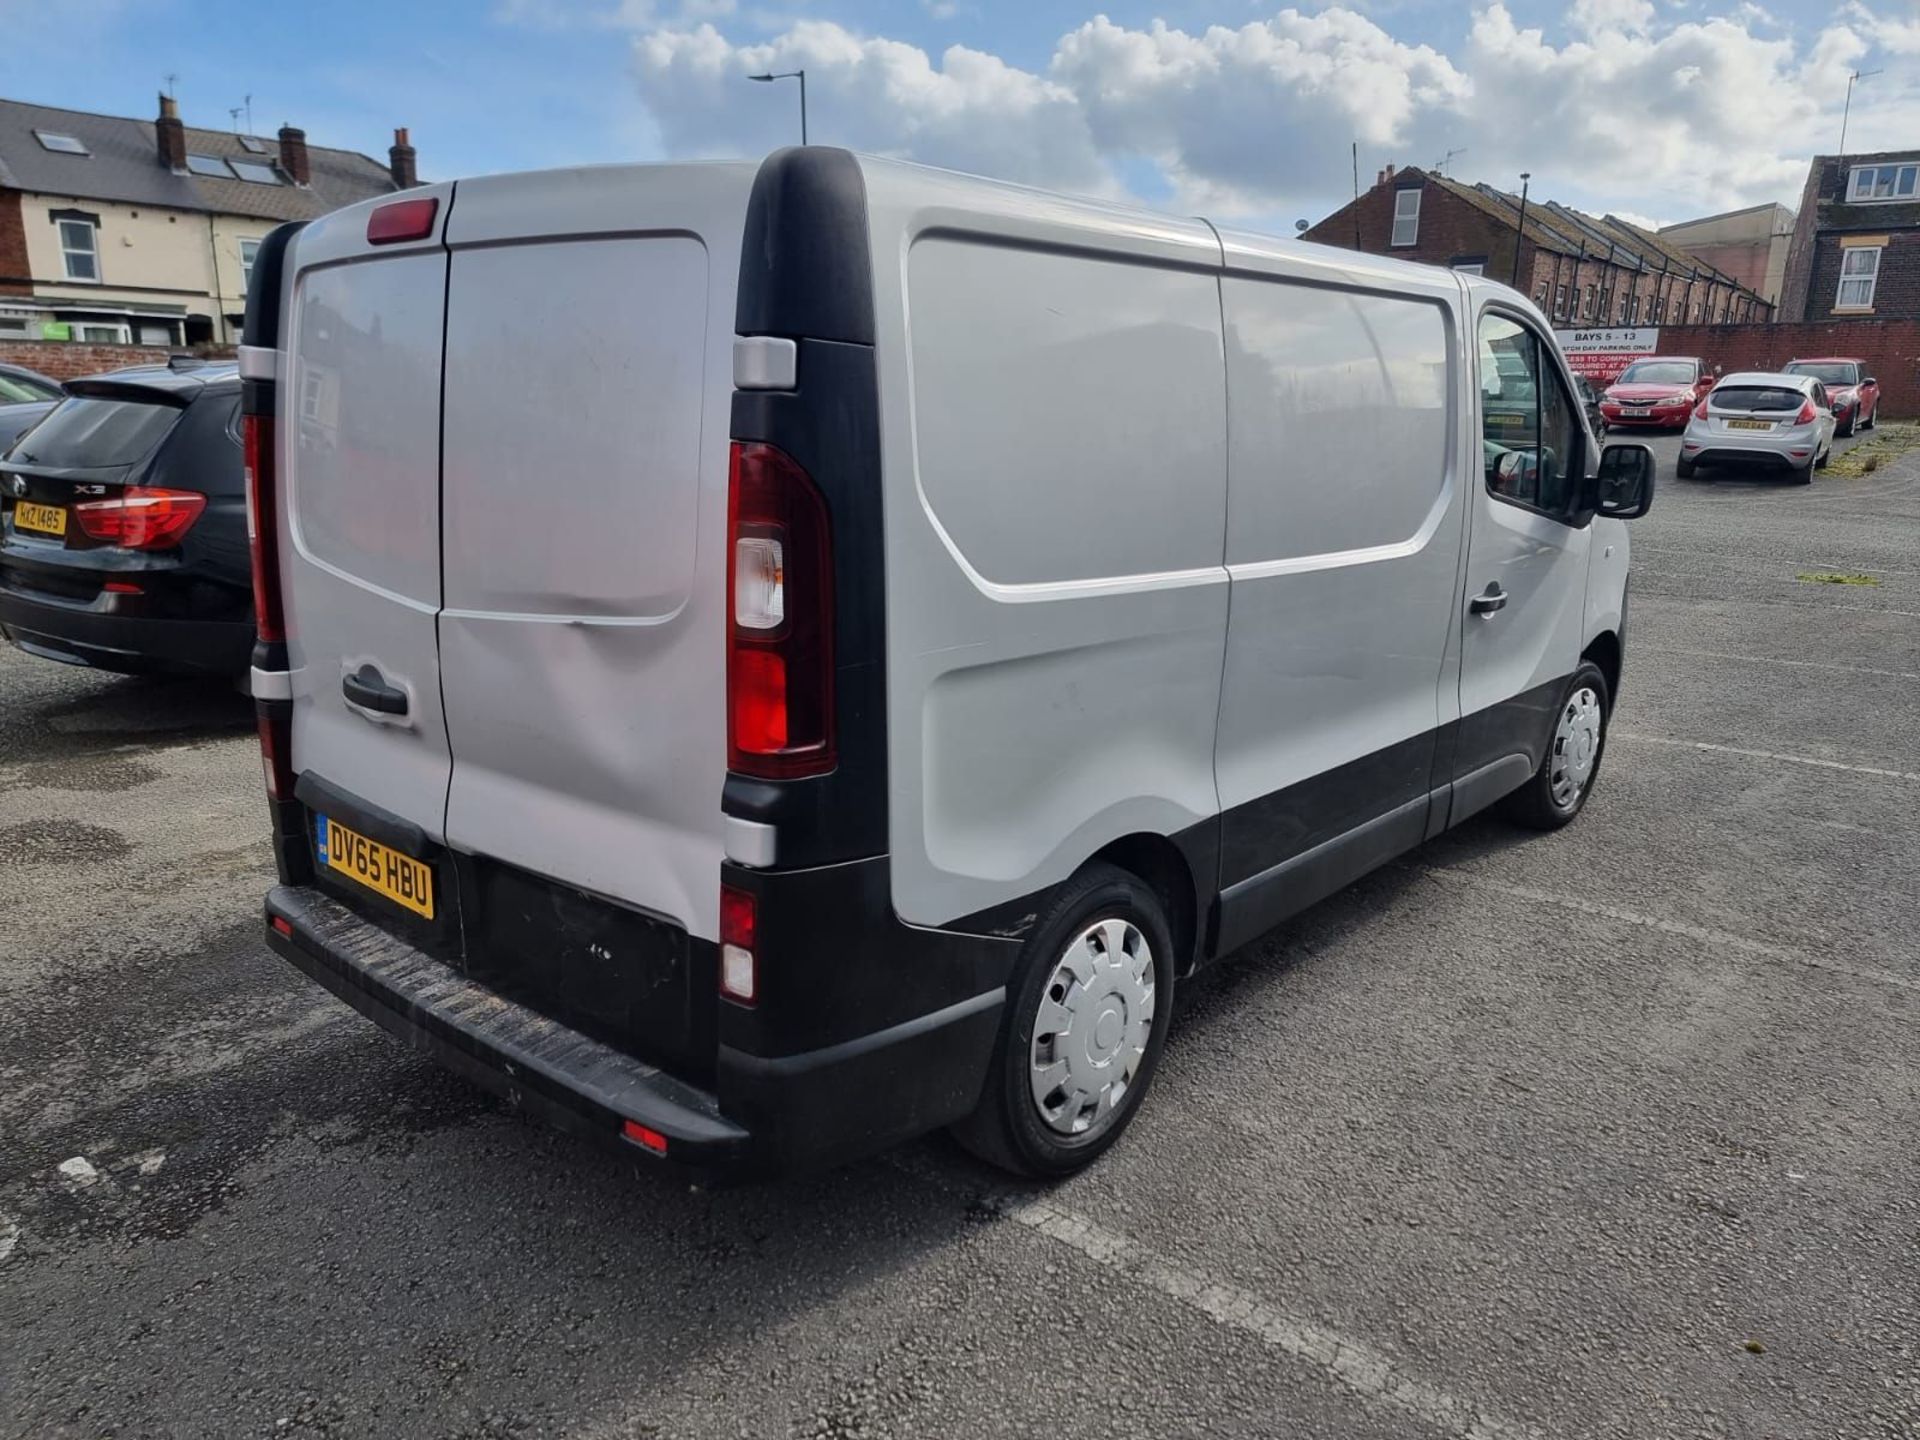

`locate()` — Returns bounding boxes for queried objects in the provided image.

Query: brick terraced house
[1305,165,1773,328]
[0,94,416,350]
[1780,150,1920,322]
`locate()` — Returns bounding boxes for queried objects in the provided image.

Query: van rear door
[436,166,751,941]
[282,187,455,843]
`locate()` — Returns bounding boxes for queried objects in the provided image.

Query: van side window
[1478,313,1581,520]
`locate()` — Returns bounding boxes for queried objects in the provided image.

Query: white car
[1678,371,1836,484]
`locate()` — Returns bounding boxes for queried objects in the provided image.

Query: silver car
[1678,371,1835,484]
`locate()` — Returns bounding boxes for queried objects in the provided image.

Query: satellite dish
[1294,219,1309,233]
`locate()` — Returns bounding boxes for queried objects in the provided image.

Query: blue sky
[3,0,1914,230]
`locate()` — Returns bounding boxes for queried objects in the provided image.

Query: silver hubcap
[1029,917,1155,1138]
[1549,686,1603,810]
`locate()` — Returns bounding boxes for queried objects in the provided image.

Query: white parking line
[1419,867,1918,995]
[1614,733,1920,783]
[1005,1196,1537,1440]
[1636,646,1920,681]
[0,1213,18,1264]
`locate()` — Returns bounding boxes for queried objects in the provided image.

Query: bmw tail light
[726,441,835,779]
[71,487,206,549]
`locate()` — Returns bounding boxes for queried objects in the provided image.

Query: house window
[240,237,262,293]
[1390,187,1421,247]
[75,321,130,343]
[58,217,99,281]
[230,160,281,185]
[1533,281,1548,306]
[1836,246,1881,309]
[1453,261,1485,275]
[1848,164,1917,203]
[185,154,234,178]
[1555,284,1569,318]
[34,130,90,155]
[1583,285,1596,318]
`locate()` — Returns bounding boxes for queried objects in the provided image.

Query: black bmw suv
[0,359,251,678]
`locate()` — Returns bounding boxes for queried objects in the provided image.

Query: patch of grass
[1825,420,1920,479]
[1796,571,1882,586]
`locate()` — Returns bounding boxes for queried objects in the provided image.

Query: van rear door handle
[343,664,408,715]
[1469,583,1508,616]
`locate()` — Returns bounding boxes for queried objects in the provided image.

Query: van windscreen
[4,395,182,469]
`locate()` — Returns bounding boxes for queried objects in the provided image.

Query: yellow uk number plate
[316,814,434,919]
[14,500,66,536]
[1726,419,1773,431]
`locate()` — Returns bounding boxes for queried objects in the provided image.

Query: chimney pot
[388,126,418,190]
[155,91,186,172]
[277,124,311,186]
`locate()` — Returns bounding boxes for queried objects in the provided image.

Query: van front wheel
[951,864,1174,1178]
[1499,662,1610,831]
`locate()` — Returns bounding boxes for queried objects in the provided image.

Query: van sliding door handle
[343,665,408,715]
[1469,584,1508,616]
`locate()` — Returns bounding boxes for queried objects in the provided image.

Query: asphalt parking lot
[3,426,1917,1440]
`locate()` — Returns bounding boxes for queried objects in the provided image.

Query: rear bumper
[265,880,1007,1178]
[0,586,252,676]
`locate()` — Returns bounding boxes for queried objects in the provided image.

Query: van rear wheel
[951,864,1174,1178]
[1499,662,1610,831]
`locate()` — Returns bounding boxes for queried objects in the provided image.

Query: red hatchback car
[1783,358,1879,436]
[1601,356,1714,430]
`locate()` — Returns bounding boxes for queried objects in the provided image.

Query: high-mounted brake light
[366,196,438,246]
[726,442,835,778]
[719,884,758,1006]
[243,414,285,643]
[72,487,206,550]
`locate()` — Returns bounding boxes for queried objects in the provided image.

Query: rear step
[266,885,750,1166]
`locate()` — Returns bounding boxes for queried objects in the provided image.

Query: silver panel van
[243,150,1653,1179]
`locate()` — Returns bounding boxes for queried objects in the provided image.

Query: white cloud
[632,21,1110,191]
[615,3,1920,222]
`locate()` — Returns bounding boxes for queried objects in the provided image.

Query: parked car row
[0,361,66,452]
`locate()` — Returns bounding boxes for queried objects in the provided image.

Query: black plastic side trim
[294,771,429,857]
[1214,793,1432,956]
[726,338,887,864]
[735,148,875,345]
[1454,673,1567,779]
[722,988,1002,1080]
[718,854,1019,1063]
[1449,754,1535,827]
[1219,729,1435,890]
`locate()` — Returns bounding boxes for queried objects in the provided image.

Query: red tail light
[719,883,758,1006]
[256,705,294,802]
[244,414,285,643]
[366,196,438,245]
[1795,399,1816,425]
[726,441,835,778]
[71,487,206,549]
[1693,397,1709,420]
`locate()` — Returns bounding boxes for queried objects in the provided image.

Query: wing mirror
[1597,442,1655,520]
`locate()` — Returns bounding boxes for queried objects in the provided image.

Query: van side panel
[436,166,752,941]
[1211,268,1464,915]
[863,167,1230,928]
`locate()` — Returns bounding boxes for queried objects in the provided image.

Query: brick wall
[1654,320,1920,417]
[0,339,226,381]
[0,191,28,298]
[1805,232,1920,323]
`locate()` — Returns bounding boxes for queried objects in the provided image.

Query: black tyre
[1816,442,1831,470]
[1839,413,1856,438]
[951,863,1175,1178]
[1865,404,1877,431]
[1498,662,1610,831]
[1675,455,1696,479]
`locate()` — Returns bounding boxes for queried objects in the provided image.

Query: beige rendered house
[0,94,415,348]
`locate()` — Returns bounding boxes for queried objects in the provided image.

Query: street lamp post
[1511,172,1531,287]
[748,69,807,146]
